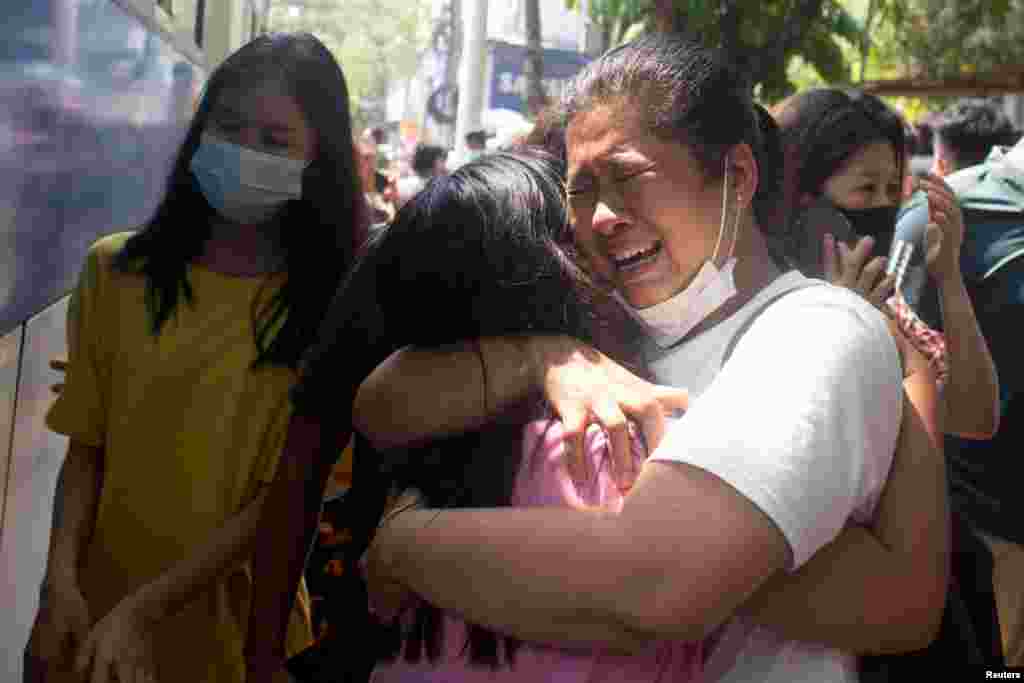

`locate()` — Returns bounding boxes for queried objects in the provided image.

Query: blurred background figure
[356,135,392,225]
[931,99,1021,178]
[394,143,447,209]
[464,129,487,160]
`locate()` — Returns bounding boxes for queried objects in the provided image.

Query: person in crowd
[24,32,367,683]
[774,86,1004,669]
[394,144,447,209]
[356,135,393,224]
[931,99,1020,178]
[774,87,999,438]
[520,106,568,163]
[347,36,946,682]
[363,127,386,147]
[896,134,1024,666]
[464,130,487,160]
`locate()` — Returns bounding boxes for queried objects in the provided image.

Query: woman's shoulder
[732,277,901,379]
[759,276,893,336]
[76,231,137,290]
[85,231,136,271]
[89,230,135,256]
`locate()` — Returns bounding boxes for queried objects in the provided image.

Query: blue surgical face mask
[190,133,308,224]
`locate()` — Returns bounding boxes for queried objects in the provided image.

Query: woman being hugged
[25,32,366,683]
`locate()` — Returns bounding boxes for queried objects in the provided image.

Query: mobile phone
[374,171,388,194]
[793,200,856,278]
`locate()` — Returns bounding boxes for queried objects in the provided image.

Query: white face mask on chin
[617,158,743,349]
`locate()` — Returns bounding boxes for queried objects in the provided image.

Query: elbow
[866,570,948,655]
[613,585,718,646]
[352,377,401,451]
[946,390,1001,441]
[952,405,1000,441]
[974,394,1002,440]
[984,396,1002,439]
[869,603,944,655]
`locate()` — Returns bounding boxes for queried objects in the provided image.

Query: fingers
[835,237,875,289]
[868,272,897,309]
[831,237,894,305]
[629,400,663,449]
[925,223,944,265]
[918,172,954,201]
[654,385,690,417]
[822,233,839,282]
[919,173,962,230]
[588,398,630,486]
[856,255,890,298]
[555,402,591,483]
[73,634,96,681]
[31,620,64,662]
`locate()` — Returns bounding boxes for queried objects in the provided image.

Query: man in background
[931,99,1020,178]
[394,143,447,209]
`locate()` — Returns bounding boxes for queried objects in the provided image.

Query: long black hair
[292,150,641,670]
[111,32,368,369]
[562,33,789,266]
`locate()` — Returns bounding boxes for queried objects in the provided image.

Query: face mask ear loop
[727,190,743,263]
[712,157,730,265]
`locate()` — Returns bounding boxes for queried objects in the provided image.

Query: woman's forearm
[939,276,1000,438]
[373,506,655,651]
[46,441,104,588]
[129,487,272,626]
[353,337,539,450]
[746,369,949,654]
[245,414,344,665]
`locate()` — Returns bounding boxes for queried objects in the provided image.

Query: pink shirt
[370,420,702,683]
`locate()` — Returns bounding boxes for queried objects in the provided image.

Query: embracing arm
[355,335,687,483]
[354,338,529,450]
[369,461,789,651]
[744,338,948,654]
[367,299,894,652]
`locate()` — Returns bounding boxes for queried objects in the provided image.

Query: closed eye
[613,162,655,183]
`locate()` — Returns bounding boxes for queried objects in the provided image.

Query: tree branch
[754,0,828,89]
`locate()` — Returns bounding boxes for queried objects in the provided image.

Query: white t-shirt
[646,271,903,682]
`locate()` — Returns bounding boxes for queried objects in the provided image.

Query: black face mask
[832,204,900,260]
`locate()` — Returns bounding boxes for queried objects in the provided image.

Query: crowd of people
[23,28,1024,683]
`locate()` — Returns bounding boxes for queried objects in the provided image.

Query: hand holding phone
[796,199,894,308]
